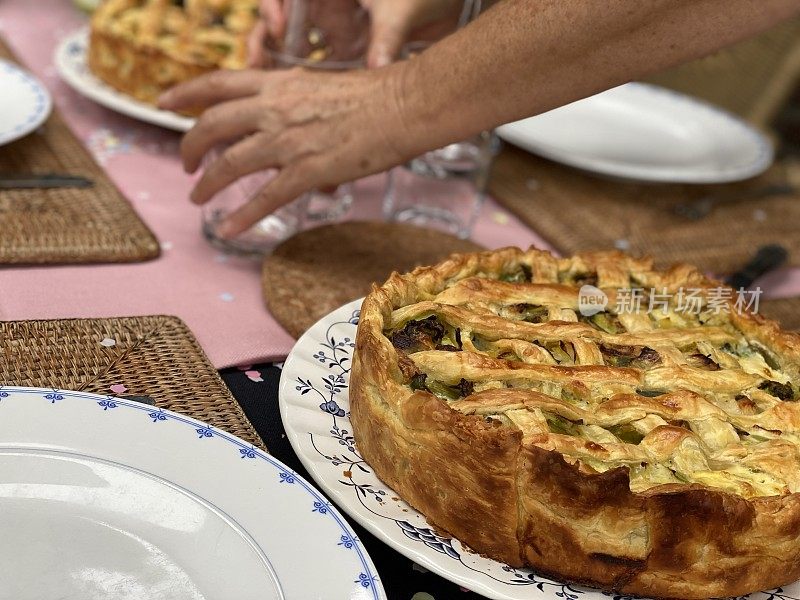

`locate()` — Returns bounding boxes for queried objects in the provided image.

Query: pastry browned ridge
[88,0,257,107]
[351,247,800,599]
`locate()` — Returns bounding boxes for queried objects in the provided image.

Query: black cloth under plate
[221,364,486,600]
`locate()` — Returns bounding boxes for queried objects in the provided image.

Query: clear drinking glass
[268,49,363,224]
[267,2,371,223]
[202,0,368,254]
[382,41,498,239]
[276,0,369,66]
[201,155,310,256]
[383,131,499,239]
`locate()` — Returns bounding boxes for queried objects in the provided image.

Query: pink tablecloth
[0,0,549,367]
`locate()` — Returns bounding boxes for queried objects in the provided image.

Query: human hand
[158,67,413,237]
[248,0,466,69]
[246,0,283,67]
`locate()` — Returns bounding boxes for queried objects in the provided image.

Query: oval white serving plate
[496,82,773,184]
[54,28,195,132]
[279,299,800,600]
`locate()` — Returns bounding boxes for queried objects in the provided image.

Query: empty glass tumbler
[201,153,310,256]
[382,40,498,239]
[383,130,499,239]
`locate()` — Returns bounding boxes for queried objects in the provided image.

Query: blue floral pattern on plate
[0,59,51,146]
[0,385,384,600]
[278,300,800,600]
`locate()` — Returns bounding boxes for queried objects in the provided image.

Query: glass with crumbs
[268,0,370,223]
[202,0,368,255]
[275,0,369,66]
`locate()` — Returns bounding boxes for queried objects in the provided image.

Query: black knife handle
[0,173,94,189]
[726,244,789,290]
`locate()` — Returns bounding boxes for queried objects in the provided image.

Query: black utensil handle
[726,244,789,290]
[0,173,94,189]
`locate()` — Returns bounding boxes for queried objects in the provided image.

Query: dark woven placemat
[489,146,799,274]
[262,221,483,338]
[0,38,160,265]
[761,297,800,331]
[0,315,266,451]
[644,16,800,126]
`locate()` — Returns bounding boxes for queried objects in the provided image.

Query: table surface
[1,0,798,368]
[0,0,546,369]
[3,2,800,598]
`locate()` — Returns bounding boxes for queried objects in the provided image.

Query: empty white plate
[0,60,52,146]
[496,82,773,183]
[0,387,385,600]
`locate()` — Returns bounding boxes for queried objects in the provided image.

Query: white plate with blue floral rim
[279,299,800,600]
[496,82,773,184]
[55,28,195,132]
[0,386,385,600]
[0,60,52,147]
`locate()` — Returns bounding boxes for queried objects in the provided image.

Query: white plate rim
[496,82,774,184]
[279,299,800,600]
[0,59,52,146]
[54,28,195,132]
[0,385,386,600]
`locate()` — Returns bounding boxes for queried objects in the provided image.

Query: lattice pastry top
[351,247,800,598]
[381,248,800,499]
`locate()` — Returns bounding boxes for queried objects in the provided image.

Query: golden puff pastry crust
[350,247,800,599]
[88,0,257,107]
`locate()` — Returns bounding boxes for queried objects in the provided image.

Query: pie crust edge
[87,1,253,108]
[350,246,800,599]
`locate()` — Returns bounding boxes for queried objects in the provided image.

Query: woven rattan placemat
[262,221,483,338]
[0,315,265,451]
[0,38,159,265]
[762,297,800,331]
[644,16,800,126]
[488,147,799,274]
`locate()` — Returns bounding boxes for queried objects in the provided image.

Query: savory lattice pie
[89,0,257,106]
[351,247,800,599]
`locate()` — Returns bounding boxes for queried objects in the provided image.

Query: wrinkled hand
[158,67,410,237]
[248,0,465,68]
